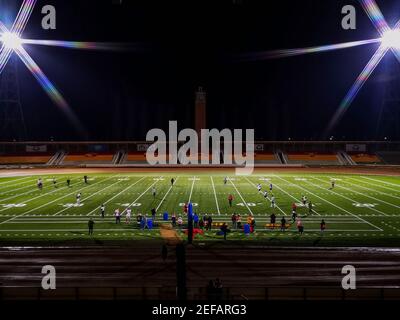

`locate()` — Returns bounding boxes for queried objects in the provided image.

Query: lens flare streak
[22,39,128,51]
[237,38,381,61]
[14,46,86,135]
[12,0,36,35]
[0,0,36,73]
[360,0,400,63]
[359,0,391,35]
[323,0,400,135]
[325,44,390,135]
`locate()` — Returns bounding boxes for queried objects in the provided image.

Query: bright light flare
[0,32,22,49]
[381,29,400,49]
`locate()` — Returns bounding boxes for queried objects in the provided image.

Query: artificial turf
[0,171,400,246]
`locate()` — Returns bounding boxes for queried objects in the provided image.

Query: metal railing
[1,286,399,301]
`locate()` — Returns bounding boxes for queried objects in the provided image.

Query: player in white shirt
[115,208,121,224]
[301,195,307,206]
[263,191,269,199]
[100,204,105,218]
[76,193,81,205]
[270,195,276,208]
[126,208,132,224]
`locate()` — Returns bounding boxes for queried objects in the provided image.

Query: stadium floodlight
[381,29,400,49]
[324,0,400,136]
[0,32,22,49]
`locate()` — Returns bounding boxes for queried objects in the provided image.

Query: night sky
[1,0,400,141]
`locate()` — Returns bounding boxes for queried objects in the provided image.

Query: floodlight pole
[0,55,26,140]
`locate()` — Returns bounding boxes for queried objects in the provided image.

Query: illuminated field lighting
[0,32,22,49]
[381,30,400,49]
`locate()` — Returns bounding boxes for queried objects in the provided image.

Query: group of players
[37,175,89,190]
[36,174,334,234]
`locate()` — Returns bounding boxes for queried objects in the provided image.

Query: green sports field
[0,170,400,246]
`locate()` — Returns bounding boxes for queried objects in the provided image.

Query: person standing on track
[270,213,276,228]
[297,218,304,235]
[115,208,121,224]
[281,216,286,232]
[320,219,326,233]
[88,218,95,236]
[100,204,105,218]
[208,215,213,230]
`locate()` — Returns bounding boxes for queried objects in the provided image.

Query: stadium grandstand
[1,141,400,168]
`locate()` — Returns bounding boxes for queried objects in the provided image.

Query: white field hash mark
[210,176,220,215]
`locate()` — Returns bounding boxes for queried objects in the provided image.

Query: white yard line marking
[348,177,400,197]
[88,176,146,216]
[121,176,163,214]
[0,181,41,195]
[272,179,321,216]
[312,177,392,215]
[0,175,118,225]
[332,178,400,206]
[54,178,124,216]
[156,177,179,212]
[0,179,83,212]
[274,175,383,231]
[188,176,196,203]
[210,176,221,215]
[0,178,36,191]
[362,176,400,189]
[229,177,254,215]
[244,177,286,215]
[0,175,70,192]
[0,176,31,186]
